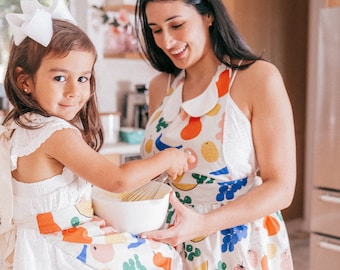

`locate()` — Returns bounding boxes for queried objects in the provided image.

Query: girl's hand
[163,149,195,180]
[140,191,206,246]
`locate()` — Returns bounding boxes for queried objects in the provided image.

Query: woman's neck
[182,56,221,101]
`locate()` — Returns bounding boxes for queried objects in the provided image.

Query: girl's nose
[65,83,78,99]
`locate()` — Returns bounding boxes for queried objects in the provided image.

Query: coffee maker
[124,84,148,128]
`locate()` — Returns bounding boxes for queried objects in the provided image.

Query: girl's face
[27,50,95,121]
[146,1,213,70]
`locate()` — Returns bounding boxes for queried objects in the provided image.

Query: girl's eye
[54,75,66,82]
[78,76,89,83]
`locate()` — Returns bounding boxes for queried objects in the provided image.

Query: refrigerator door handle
[319,194,340,204]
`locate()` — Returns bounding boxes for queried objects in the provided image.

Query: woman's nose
[161,31,175,50]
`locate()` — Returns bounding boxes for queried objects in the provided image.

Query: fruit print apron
[141,64,293,270]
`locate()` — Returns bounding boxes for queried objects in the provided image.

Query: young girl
[0,0,193,269]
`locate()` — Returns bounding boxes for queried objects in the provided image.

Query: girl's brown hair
[4,19,103,151]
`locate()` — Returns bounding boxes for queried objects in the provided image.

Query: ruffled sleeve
[10,113,81,171]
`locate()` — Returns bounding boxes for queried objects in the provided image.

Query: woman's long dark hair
[4,19,103,151]
[135,0,262,76]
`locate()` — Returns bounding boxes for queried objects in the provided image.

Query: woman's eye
[172,23,183,29]
[54,76,66,82]
[78,76,88,83]
[152,28,161,34]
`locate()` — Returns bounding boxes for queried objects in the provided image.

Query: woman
[0,0,193,268]
[136,0,296,269]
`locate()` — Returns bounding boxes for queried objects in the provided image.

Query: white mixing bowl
[92,183,172,235]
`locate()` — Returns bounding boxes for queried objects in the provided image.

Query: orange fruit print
[180,117,202,140]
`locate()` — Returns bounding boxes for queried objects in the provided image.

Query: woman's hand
[140,191,207,246]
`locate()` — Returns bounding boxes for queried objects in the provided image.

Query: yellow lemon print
[201,141,219,162]
[150,110,162,124]
[207,103,221,116]
[267,243,277,259]
[191,235,207,243]
[167,86,174,96]
[105,233,128,244]
[75,201,93,218]
[144,138,153,153]
[194,261,208,270]
[172,174,197,191]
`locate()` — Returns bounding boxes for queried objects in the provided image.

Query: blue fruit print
[216,178,247,201]
[128,235,146,249]
[221,225,248,252]
[155,133,182,151]
[76,245,87,263]
[210,166,229,176]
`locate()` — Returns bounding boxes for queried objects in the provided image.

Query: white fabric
[1,114,87,270]
[0,125,14,235]
[10,113,80,170]
[6,0,77,47]
[0,124,16,270]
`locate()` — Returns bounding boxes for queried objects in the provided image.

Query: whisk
[121,172,169,202]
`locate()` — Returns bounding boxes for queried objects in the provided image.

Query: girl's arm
[40,128,194,193]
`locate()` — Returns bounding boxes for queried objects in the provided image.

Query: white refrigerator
[307,7,340,270]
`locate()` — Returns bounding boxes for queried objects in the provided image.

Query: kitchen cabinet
[305,1,340,269]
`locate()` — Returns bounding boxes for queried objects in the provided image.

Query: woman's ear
[15,67,32,94]
[206,13,214,27]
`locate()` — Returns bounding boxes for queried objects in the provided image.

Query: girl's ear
[15,67,33,94]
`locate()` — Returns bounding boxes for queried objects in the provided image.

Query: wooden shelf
[103,5,135,12]
[104,52,141,59]
[326,0,340,7]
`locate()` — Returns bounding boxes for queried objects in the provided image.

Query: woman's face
[146,1,213,70]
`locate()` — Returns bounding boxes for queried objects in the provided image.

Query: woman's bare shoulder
[149,72,170,90]
[148,72,172,114]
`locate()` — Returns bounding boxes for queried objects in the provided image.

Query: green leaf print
[123,254,146,270]
[192,173,215,184]
[184,244,201,262]
[217,261,227,270]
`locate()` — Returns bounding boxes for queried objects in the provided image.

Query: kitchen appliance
[124,84,148,128]
[100,112,121,144]
[307,7,340,270]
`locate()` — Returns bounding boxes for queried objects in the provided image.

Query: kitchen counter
[100,141,141,155]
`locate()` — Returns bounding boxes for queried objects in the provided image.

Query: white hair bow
[5,0,77,47]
